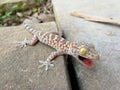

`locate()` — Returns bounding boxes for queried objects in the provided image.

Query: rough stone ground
[52,0,120,90]
[0,22,70,90]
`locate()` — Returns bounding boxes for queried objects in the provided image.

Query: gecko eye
[79,47,87,56]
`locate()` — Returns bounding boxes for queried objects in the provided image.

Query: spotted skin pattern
[18,23,99,71]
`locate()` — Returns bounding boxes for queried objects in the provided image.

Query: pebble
[3,23,8,27]
[24,10,32,16]
[16,12,23,17]
[32,12,38,18]
[12,23,17,26]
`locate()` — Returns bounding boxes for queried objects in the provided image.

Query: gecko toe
[38,60,54,71]
[15,38,28,48]
[49,63,54,67]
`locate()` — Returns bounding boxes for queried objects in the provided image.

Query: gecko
[17,23,100,71]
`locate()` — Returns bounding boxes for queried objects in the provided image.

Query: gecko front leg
[39,51,64,71]
[17,35,38,48]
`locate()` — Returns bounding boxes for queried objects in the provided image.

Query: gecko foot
[38,60,54,71]
[15,37,28,48]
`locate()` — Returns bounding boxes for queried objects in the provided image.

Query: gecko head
[72,43,100,68]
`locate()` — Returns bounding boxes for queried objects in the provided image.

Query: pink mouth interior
[78,55,93,68]
[83,58,93,67]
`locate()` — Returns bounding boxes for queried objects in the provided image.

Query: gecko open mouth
[78,55,93,68]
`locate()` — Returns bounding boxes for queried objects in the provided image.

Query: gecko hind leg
[39,51,64,71]
[16,35,38,48]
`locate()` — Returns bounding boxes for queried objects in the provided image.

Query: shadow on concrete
[67,55,81,90]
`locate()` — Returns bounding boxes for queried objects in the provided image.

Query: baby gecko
[17,23,100,71]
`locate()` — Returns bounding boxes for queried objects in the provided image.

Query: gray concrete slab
[52,0,120,90]
[0,22,71,90]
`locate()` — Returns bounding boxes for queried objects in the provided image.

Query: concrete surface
[52,0,120,90]
[0,22,71,90]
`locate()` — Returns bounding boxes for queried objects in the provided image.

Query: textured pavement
[0,22,70,90]
[52,0,120,90]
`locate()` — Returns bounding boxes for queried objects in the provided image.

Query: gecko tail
[23,23,39,34]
